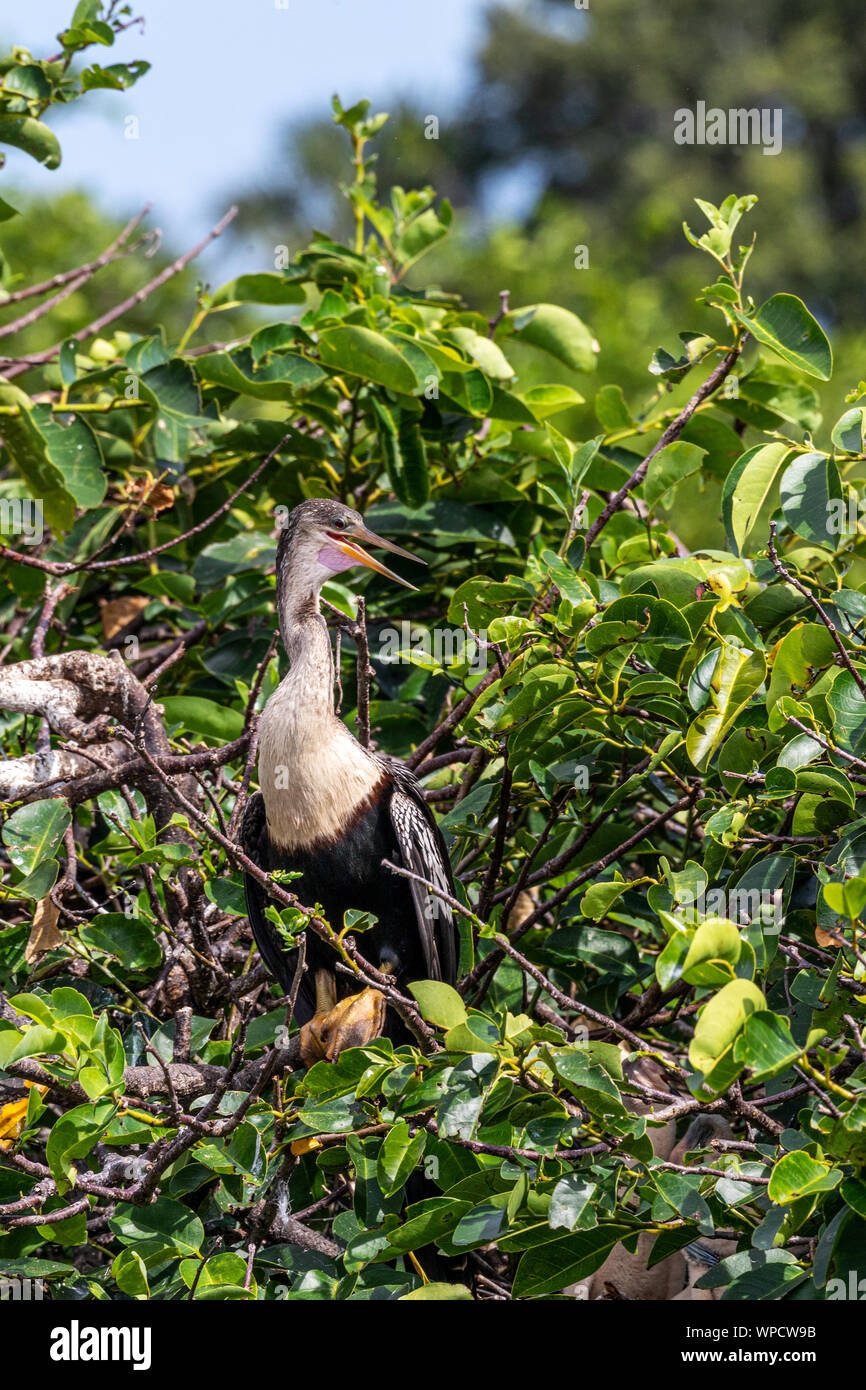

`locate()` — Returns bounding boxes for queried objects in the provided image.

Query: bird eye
[332,517,349,530]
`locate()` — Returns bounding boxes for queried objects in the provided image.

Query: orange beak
[328,523,424,591]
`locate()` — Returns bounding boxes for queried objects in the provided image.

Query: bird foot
[299,987,387,1066]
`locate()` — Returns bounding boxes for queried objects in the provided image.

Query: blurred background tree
[231,0,866,411]
[0,191,196,353]
[4,0,865,484]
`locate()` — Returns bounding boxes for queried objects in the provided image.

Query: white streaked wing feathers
[388,789,453,981]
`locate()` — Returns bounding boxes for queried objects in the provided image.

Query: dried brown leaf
[25,894,63,963]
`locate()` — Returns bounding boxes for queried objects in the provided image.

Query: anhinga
[242,499,457,1064]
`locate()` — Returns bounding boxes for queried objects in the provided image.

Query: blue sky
[4,0,494,273]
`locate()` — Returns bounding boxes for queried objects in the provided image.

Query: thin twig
[583,343,743,548]
[768,521,866,701]
[4,206,238,380]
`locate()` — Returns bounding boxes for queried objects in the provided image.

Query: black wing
[386,762,458,986]
[240,791,295,993]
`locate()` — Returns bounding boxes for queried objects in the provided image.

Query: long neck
[260,535,383,850]
[275,532,334,722]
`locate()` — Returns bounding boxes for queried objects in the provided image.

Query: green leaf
[395,204,452,266]
[79,916,161,972]
[179,1252,254,1299]
[689,978,767,1081]
[376,1123,427,1197]
[498,303,598,373]
[722,441,790,554]
[200,346,327,400]
[686,644,766,771]
[551,1048,625,1111]
[717,364,821,434]
[649,332,717,384]
[80,60,150,91]
[111,1248,150,1298]
[109,1197,204,1256]
[512,1225,630,1298]
[400,1282,473,1300]
[140,359,204,422]
[452,1199,508,1247]
[160,696,245,743]
[409,981,468,1029]
[520,384,585,419]
[548,1176,598,1232]
[831,406,866,454]
[822,875,866,920]
[734,1010,802,1081]
[211,273,306,307]
[370,399,429,509]
[447,327,514,380]
[0,1258,76,1278]
[46,1101,114,1193]
[0,383,77,530]
[780,451,842,544]
[840,1177,866,1220]
[4,65,52,102]
[0,114,61,169]
[31,408,106,509]
[828,669,866,755]
[767,1151,842,1204]
[736,293,832,381]
[579,877,630,923]
[766,623,835,712]
[3,1024,67,1065]
[7,991,56,1027]
[395,416,430,508]
[644,440,706,510]
[681,917,742,987]
[316,326,419,393]
[2,799,71,877]
[387,1198,472,1252]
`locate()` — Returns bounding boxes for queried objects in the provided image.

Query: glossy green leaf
[376,1122,426,1196]
[498,303,598,373]
[2,800,71,877]
[722,441,789,553]
[768,1151,842,1205]
[409,981,468,1029]
[160,696,245,743]
[211,273,306,306]
[512,1225,630,1298]
[737,293,832,380]
[0,114,61,169]
[780,452,842,544]
[689,978,766,1078]
[686,644,766,771]
[316,325,419,393]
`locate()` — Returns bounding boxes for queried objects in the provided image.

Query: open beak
[329,523,424,591]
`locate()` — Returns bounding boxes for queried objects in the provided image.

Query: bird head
[279,498,422,592]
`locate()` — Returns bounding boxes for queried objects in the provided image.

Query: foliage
[0,191,209,353]
[0,0,148,189]
[235,0,866,419]
[2,14,866,1303]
